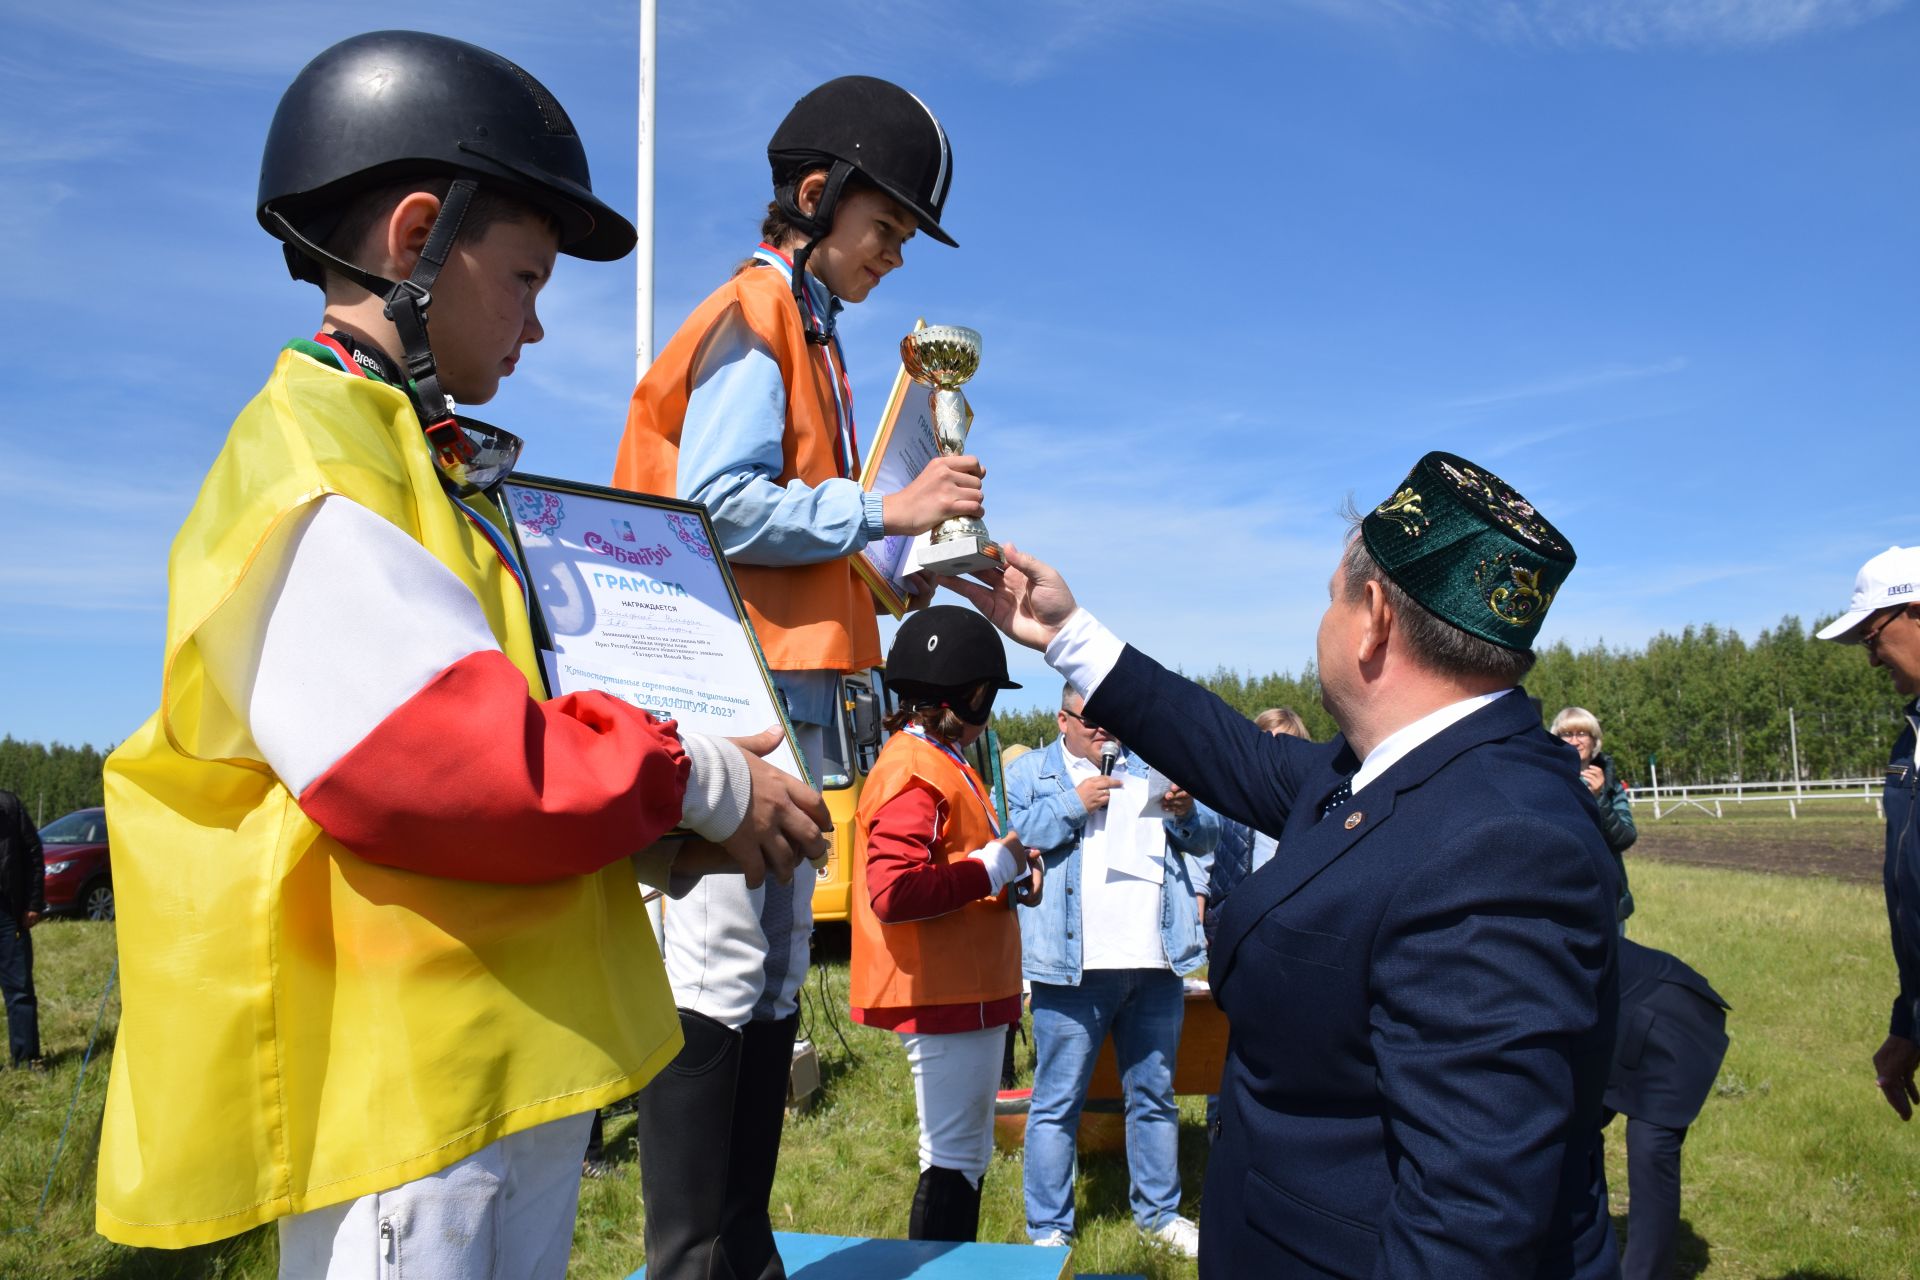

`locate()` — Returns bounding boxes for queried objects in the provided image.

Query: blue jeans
[1025,968,1184,1236]
[0,917,39,1065]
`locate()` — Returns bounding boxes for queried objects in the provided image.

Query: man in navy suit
[1606,939,1729,1280]
[948,452,1622,1277]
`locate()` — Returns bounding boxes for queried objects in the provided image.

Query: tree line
[3,614,1905,822]
[993,615,1908,789]
[0,736,111,827]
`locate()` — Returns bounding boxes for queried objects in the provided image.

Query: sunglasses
[1863,607,1908,656]
[1061,708,1106,733]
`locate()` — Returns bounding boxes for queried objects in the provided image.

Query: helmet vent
[511,65,577,138]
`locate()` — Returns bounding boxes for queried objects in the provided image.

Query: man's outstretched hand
[719,726,833,888]
[939,545,1078,651]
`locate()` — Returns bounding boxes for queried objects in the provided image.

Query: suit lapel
[1212,769,1392,990]
[1212,690,1543,992]
[1210,740,1355,988]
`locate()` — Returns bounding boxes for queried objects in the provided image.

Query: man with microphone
[1003,684,1220,1255]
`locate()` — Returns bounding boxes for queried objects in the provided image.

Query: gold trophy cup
[900,324,1003,575]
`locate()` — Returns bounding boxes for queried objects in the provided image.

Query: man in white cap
[1817,546,1920,1121]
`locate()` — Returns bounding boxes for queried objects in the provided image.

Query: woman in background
[1553,705,1636,923]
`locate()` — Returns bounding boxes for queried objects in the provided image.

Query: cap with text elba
[1814,545,1920,642]
[1361,451,1577,652]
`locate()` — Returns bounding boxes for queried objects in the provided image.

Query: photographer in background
[1553,706,1636,923]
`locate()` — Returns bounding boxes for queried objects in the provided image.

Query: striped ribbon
[904,724,1001,837]
[751,244,860,480]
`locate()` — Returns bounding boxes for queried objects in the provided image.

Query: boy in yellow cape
[97,30,827,1277]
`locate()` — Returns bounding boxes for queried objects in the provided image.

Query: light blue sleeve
[675,308,887,567]
[1167,796,1220,884]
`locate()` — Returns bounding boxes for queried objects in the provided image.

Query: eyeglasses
[1863,608,1908,656]
[1061,708,1105,733]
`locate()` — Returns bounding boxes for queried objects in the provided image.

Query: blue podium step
[629,1230,1073,1278]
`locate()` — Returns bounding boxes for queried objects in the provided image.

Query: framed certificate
[500,473,809,786]
[853,319,938,617]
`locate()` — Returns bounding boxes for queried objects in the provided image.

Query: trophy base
[917,536,1005,577]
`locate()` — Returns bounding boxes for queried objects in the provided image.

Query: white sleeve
[194,495,501,793]
[1043,607,1127,703]
[676,731,752,842]
[967,838,1025,895]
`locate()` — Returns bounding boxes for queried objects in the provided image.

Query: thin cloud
[1476,407,1677,459]
[0,547,169,614]
[1438,357,1689,412]
[1327,0,1909,48]
[7,3,629,79]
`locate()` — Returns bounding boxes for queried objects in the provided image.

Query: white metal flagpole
[637,0,666,954]
[635,0,658,380]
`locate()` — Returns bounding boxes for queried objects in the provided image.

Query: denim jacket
[1006,739,1220,984]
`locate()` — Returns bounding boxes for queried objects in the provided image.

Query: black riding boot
[634,1008,743,1280]
[908,1165,983,1243]
[724,1012,800,1280]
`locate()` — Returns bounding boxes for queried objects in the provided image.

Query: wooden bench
[995,980,1228,1152]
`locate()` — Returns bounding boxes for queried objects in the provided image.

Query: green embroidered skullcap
[1361,451,1576,652]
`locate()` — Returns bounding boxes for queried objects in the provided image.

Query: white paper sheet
[1102,774,1167,885]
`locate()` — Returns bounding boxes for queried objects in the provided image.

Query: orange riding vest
[850,732,1022,1012]
[614,263,880,674]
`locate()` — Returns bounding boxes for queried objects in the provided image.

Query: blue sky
[2,0,1914,748]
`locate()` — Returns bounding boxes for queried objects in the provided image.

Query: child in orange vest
[852,606,1042,1241]
[614,77,988,1279]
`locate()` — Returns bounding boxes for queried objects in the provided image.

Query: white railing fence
[1627,776,1884,821]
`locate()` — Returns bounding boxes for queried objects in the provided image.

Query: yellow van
[809,668,884,925]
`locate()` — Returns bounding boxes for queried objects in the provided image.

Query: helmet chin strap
[383,179,475,424]
[262,180,479,427]
[778,160,855,346]
[263,182,519,497]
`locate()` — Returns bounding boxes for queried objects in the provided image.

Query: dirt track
[1632,815,1884,885]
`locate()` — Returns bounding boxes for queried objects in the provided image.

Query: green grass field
[4,853,1916,1278]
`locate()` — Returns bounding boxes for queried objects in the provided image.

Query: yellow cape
[97,350,680,1247]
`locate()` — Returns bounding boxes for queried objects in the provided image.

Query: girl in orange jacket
[851,606,1041,1241]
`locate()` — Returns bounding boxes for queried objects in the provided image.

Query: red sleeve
[299,650,689,883]
[866,782,995,923]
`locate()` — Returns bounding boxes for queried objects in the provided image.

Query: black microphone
[1099,741,1120,777]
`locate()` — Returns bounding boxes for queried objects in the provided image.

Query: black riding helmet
[767,76,956,343]
[257,31,634,489]
[260,30,635,282]
[885,606,1019,725]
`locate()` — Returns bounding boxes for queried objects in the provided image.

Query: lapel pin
[1344,811,1364,830]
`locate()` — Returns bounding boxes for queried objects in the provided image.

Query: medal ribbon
[752,244,860,480]
[904,725,1001,838]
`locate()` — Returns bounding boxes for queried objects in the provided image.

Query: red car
[39,807,113,921]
